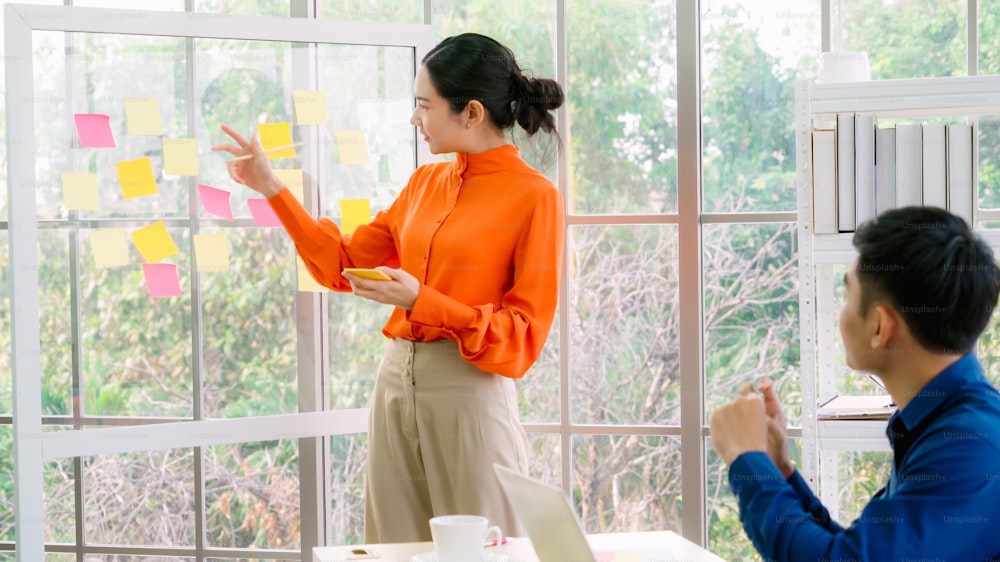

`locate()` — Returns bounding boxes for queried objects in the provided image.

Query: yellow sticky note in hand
[124,98,162,136]
[89,229,129,269]
[193,233,229,272]
[273,169,304,203]
[162,138,198,176]
[61,172,100,211]
[116,157,158,199]
[297,256,327,293]
[340,198,371,235]
[258,123,296,159]
[334,130,369,165]
[131,221,181,263]
[292,90,328,126]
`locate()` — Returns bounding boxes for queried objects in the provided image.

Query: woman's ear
[465,100,487,127]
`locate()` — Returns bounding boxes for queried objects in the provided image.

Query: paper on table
[334,130,369,165]
[258,123,296,159]
[131,221,181,263]
[273,169,304,203]
[124,98,163,135]
[89,229,130,269]
[340,198,371,235]
[116,157,158,199]
[198,184,234,221]
[297,255,327,292]
[74,113,116,148]
[61,172,100,211]
[292,90,327,126]
[193,233,229,272]
[142,263,181,298]
[162,138,198,176]
[817,395,896,420]
[247,198,282,227]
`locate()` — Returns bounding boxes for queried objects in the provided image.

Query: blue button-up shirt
[728,353,1000,561]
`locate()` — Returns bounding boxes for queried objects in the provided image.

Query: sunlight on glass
[833,0,966,78]
[701,0,819,213]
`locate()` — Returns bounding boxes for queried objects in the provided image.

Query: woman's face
[410,65,468,154]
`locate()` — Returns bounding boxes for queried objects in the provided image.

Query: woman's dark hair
[853,206,1000,354]
[421,33,564,139]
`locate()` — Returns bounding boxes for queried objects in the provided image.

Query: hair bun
[514,76,564,136]
[521,77,563,111]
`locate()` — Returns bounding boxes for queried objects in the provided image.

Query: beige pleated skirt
[364,338,529,543]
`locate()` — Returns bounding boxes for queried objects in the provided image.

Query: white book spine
[855,115,876,224]
[894,123,922,207]
[812,129,838,234]
[922,124,948,209]
[947,124,974,225]
[836,113,856,231]
[875,126,897,216]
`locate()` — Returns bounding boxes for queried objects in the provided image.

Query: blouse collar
[451,144,523,177]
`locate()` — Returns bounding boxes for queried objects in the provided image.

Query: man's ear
[870,303,898,349]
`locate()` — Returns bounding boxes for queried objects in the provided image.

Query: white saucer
[409,550,508,562]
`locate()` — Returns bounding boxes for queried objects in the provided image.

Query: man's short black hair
[853,206,1000,354]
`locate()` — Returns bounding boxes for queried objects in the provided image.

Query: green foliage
[839,0,966,78]
[702,13,797,212]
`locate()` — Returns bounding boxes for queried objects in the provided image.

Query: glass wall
[2,0,998,560]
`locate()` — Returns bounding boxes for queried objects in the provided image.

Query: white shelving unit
[795,74,1000,514]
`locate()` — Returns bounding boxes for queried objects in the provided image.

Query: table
[313,531,728,562]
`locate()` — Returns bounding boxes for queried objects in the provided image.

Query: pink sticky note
[74,114,116,148]
[198,184,235,221]
[247,198,282,227]
[142,263,182,298]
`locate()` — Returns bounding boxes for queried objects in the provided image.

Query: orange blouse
[267,144,565,379]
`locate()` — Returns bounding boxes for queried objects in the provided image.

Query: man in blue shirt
[710,206,1000,561]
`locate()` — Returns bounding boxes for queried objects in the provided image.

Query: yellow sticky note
[61,172,100,211]
[258,123,296,159]
[193,233,229,272]
[124,98,162,136]
[334,130,369,165]
[340,198,371,235]
[292,90,328,126]
[297,256,327,293]
[89,229,129,269]
[116,157,158,199]
[273,168,304,203]
[162,138,198,176]
[131,221,181,263]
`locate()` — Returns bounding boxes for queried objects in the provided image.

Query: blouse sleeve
[267,187,402,292]
[406,186,565,378]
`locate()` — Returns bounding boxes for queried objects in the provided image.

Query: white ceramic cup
[817,50,871,83]
[429,515,502,562]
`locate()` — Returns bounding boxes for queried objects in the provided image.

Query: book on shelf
[855,114,876,225]
[811,128,838,234]
[836,113,856,231]
[875,125,896,216]
[947,123,974,225]
[922,124,948,209]
[895,123,922,207]
[817,394,896,421]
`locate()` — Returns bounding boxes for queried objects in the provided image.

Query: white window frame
[5,4,434,559]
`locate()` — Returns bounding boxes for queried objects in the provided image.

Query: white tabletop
[313,530,727,562]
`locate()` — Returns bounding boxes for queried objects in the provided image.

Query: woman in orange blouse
[214,33,565,543]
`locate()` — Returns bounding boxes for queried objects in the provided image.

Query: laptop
[493,463,676,562]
